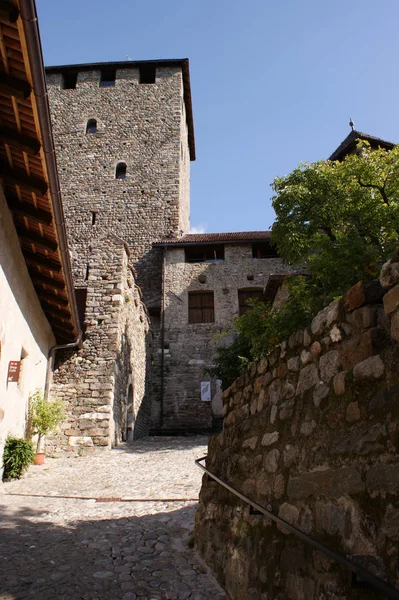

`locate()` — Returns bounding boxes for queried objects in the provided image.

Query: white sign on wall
[201,381,211,402]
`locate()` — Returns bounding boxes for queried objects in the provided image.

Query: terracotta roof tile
[154,231,272,246]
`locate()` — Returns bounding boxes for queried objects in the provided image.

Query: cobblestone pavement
[0,436,226,600]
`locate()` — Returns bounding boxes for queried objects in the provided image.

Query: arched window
[86,119,97,134]
[115,162,127,180]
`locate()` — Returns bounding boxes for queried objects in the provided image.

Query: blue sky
[37,0,399,233]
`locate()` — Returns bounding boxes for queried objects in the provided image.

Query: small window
[62,72,77,89]
[100,69,116,87]
[115,162,127,179]
[86,119,97,134]
[185,245,224,263]
[139,65,156,84]
[252,242,279,259]
[238,288,269,316]
[189,291,214,324]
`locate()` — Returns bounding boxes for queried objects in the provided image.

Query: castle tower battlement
[46,59,195,308]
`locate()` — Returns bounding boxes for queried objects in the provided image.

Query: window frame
[188,291,215,324]
[86,119,97,134]
[115,162,127,180]
[185,245,224,263]
[238,288,269,316]
[100,69,116,87]
[252,241,279,259]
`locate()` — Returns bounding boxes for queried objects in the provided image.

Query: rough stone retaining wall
[48,235,151,454]
[195,258,399,600]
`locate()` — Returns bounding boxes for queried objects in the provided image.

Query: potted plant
[29,390,66,464]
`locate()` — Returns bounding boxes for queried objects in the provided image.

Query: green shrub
[2,436,35,480]
[29,390,66,452]
[207,334,252,391]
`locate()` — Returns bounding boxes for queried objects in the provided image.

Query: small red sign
[7,361,21,383]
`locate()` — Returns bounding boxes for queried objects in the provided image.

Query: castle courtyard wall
[195,263,399,599]
[48,236,151,453]
[159,243,299,430]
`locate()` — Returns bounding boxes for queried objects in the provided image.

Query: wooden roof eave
[0,0,81,344]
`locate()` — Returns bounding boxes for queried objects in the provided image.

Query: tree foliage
[29,390,66,452]
[211,143,399,389]
[271,142,399,301]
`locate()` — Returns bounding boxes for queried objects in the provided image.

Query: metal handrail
[195,455,399,600]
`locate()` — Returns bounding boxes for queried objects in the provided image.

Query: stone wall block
[319,350,340,382]
[311,306,329,336]
[243,437,258,450]
[344,281,366,312]
[296,363,319,396]
[353,354,385,380]
[264,449,280,473]
[326,299,342,327]
[313,382,330,407]
[287,467,365,500]
[383,284,399,315]
[380,259,399,289]
[261,431,279,447]
[391,311,399,343]
[277,503,299,533]
[366,463,399,494]
[287,357,300,372]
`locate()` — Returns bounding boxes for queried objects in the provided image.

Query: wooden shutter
[189,292,214,323]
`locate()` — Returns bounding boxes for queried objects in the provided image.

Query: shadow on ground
[0,501,224,600]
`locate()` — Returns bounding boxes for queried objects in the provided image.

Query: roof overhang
[329,130,395,161]
[45,58,196,162]
[153,231,273,248]
[0,0,81,344]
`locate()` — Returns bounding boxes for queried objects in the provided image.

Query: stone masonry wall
[195,258,399,600]
[159,244,299,430]
[48,235,151,454]
[46,65,190,308]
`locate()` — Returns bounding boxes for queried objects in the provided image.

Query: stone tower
[45,60,195,450]
[46,59,195,308]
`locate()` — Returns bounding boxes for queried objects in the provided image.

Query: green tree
[271,142,399,302]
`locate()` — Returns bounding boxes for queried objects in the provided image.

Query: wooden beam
[0,125,40,155]
[0,2,19,24]
[52,326,75,341]
[29,269,65,291]
[23,249,61,272]
[6,194,52,225]
[0,164,48,195]
[0,71,31,100]
[17,225,58,252]
[36,288,69,306]
[40,300,70,318]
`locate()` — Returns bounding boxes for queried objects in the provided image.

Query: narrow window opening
[252,242,279,259]
[185,245,224,263]
[91,211,97,225]
[86,119,97,134]
[139,65,156,84]
[62,72,78,89]
[188,291,215,324]
[84,264,90,281]
[115,162,127,180]
[100,69,116,87]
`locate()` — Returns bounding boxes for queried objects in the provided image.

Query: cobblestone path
[0,436,226,600]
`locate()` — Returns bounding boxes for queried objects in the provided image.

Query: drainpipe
[19,0,81,341]
[159,247,167,429]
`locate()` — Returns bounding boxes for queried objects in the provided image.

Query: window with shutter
[188,291,215,324]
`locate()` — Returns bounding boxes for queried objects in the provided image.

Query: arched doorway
[126,384,135,441]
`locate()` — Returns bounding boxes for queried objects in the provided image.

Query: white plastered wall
[0,186,55,467]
